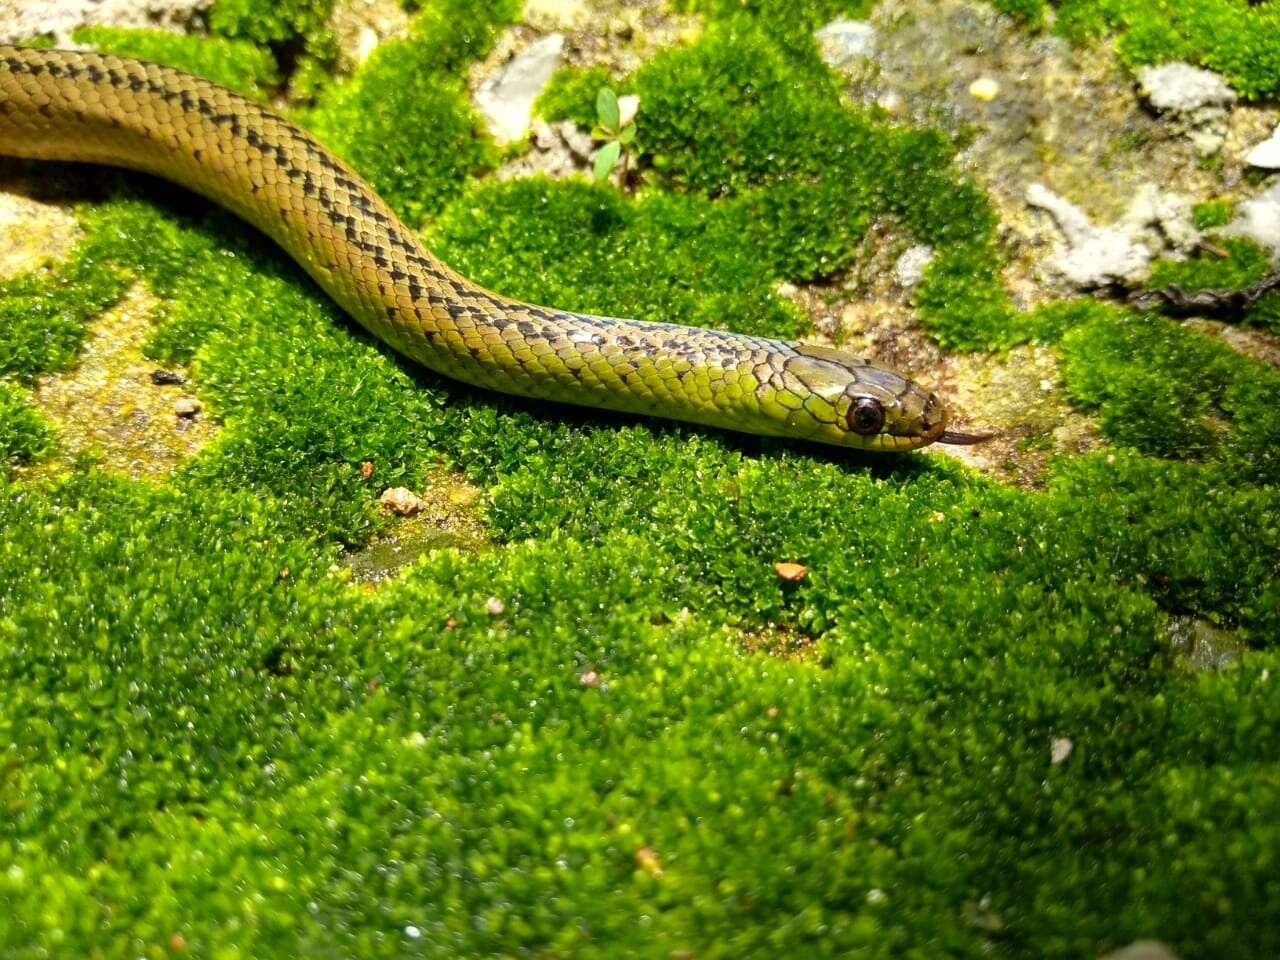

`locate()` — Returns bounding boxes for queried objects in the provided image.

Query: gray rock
[1167,616,1245,672]
[893,244,934,289]
[1136,63,1236,113]
[1225,179,1280,254]
[814,19,877,70]
[475,33,565,145]
[1026,183,1151,288]
[1245,124,1280,169]
[1136,63,1236,156]
[1027,182,1200,289]
[0,0,210,44]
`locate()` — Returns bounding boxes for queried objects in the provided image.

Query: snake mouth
[937,429,998,446]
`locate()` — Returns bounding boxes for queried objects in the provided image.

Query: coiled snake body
[0,45,986,451]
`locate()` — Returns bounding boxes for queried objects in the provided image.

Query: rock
[1225,179,1280,254]
[1136,63,1236,156]
[379,486,424,516]
[893,244,934,289]
[774,562,808,582]
[1166,616,1245,671]
[1026,183,1151,288]
[172,396,202,418]
[151,369,186,386]
[484,596,506,616]
[1136,63,1236,114]
[557,119,594,163]
[968,77,1000,102]
[475,33,565,144]
[578,670,601,687]
[1245,125,1280,169]
[0,0,209,45]
[1099,942,1182,960]
[814,19,876,70]
[1049,736,1073,765]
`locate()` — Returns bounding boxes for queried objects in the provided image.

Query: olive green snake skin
[0,45,988,451]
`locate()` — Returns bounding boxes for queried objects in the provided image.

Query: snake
[0,44,990,452]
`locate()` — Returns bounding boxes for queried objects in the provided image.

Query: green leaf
[594,140,622,182]
[596,86,620,132]
[617,123,637,145]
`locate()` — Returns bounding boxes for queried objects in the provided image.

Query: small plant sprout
[592,86,638,186]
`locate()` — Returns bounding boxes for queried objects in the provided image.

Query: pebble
[172,396,202,418]
[1049,736,1073,765]
[1244,125,1280,169]
[484,596,506,616]
[151,369,186,386]
[968,77,1000,101]
[774,562,808,583]
[893,244,934,289]
[475,34,565,144]
[578,670,601,687]
[379,486,424,516]
[813,19,877,70]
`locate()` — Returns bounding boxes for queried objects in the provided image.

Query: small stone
[379,486,424,516]
[578,670,601,687]
[151,369,186,386]
[1245,125,1280,169]
[968,77,1000,101]
[774,562,808,582]
[360,460,374,479]
[1099,942,1182,960]
[893,244,934,289]
[813,19,876,70]
[1050,736,1073,765]
[172,396,202,418]
[475,34,565,144]
[1136,63,1236,114]
[634,846,663,876]
[485,596,506,616]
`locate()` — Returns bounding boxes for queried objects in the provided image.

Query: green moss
[433,178,802,339]
[1145,237,1280,333]
[1148,236,1270,292]
[989,0,1049,24]
[1192,198,1236,230]
[71,25,279,98]
[0,383,53,465]
[3,9,1280,957]
[0,249,129,383]
[1059,304,1280,483]
[302,0,518,225]
[534,64,613,127]
[208,0,335,99]
[1051,0,1280,100]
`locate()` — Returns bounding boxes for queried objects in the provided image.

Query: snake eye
[847,397,885,435]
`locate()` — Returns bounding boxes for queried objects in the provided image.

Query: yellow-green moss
[2,4,1279,958]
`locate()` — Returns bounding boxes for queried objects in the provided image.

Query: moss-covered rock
[2,2,1279,957]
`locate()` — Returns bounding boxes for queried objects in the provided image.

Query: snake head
[764,344,991,451]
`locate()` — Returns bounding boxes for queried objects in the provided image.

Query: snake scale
[0,44,988,451]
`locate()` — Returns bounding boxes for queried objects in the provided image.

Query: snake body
[0,45,982,451]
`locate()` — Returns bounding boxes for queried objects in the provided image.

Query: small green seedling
[592,86,637,186]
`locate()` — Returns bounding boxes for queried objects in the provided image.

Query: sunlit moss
[1,3,1279,957]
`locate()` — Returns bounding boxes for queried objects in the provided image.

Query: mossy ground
[2,1,1279,957]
